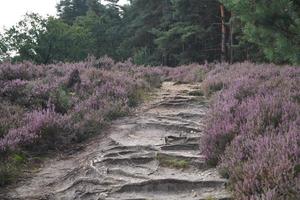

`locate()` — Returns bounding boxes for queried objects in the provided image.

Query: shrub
[0,79,29,104]
[128,87,148,107]
[167,64,206,83]
[71,109,106,142]
[0,103,24,138]
[220,129,299,199]
[49,87,72,114]
[140,67,165,88]
[0,152,25,186]
[201,62,300,199]
[0,107,73,152]
[0,62,44,81]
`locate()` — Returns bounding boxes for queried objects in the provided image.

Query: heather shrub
[201,62,300,199]
[128,87,148,107]
[71,109,106,142]
[143,69,163,88]
[0,79,29,104]
[94,55,115,69]
[105,101,129,120]
[0,152,25,186]
[219,130,300,199]
[0,103,24,138]
[0,62,44,81]
[167,64,206,83]
[49,87,72,114]
[0,107,73,152]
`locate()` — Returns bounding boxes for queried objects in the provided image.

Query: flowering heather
[1,58,195,154]
[167,64,207,83]
[201,62,300,199]
[0,61,45,81]
[0,103,24,138]
[0,107,71,152]
[0,79,28,103]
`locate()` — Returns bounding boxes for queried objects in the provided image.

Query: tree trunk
[230,12,234,64]
[220,4,226,62]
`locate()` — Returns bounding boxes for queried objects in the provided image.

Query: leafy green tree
[3,13,47,62]
[74,2,123,58]
[221,0,300,64]
[0,34,9,62]
[2,13,94,63]
[56,0,123,59]
[56,0,90,24]
[37,17,93,63]
[56,0,117,24]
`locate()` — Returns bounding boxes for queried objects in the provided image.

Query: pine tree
[222,0,300,64]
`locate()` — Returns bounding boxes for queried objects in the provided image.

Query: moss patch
[157,154,190,169]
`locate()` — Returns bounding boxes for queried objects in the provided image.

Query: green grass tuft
[157,154,190,169]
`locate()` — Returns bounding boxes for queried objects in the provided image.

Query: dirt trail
[2,82,231,200]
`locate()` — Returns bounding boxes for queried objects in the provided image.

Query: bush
[0,107,73,152]
[0,103,24,138]
[220,130,299,199]
[0,153,25,186]
[167,64,207,83]
[128,87,148,107]
[0,79,29,104]
[0,62,44,81]
[200,63,300,199]
[49,87,72,114]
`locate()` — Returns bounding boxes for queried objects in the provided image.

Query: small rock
[192,191,198,197]
[99,193,108,198]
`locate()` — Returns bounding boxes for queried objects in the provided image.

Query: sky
[0,0,128,32]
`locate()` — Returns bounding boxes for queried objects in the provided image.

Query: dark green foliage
[2,13,47,63]
[1,0,299,65]
[2,14,93,63]
[0,35,9,62]
[0,0,224,65]
[56,0,92,24]
[50,87,72,114]
[0,152,25,186]
[127,88,146,107]
[38,17,93,63]
[121,0,222,66]
[155,0,222,66]
[222,0,300,64]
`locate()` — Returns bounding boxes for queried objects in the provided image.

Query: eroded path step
[2,82,231,200]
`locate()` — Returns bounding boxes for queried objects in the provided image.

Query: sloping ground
[1,82,231,200]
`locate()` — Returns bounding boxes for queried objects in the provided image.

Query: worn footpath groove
[2,82,231,200]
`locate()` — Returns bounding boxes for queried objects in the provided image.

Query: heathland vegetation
[1,60,299,199]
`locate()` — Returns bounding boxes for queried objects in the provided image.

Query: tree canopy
[0,0,299,65]
[221,0,300,65]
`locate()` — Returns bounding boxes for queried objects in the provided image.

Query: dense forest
[0,0,299,65]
